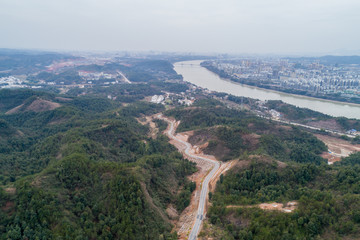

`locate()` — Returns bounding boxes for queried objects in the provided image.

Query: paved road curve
[157,114,220,240]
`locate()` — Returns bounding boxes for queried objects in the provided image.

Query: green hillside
[0,89,195,239]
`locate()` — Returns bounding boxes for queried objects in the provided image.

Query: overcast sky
[0,0,359,55]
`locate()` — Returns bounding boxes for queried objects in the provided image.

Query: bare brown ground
[315,134,360,164]
[6,98,61,115]
[307,119,343,132]
[26,99,61,112]
[227,201,298,213]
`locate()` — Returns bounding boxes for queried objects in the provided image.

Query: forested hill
[164,99,360,239]
[0,49,74,75]
[0,89,195,239]
[2,87,360,239]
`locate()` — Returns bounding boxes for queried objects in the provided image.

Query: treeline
[76,59,182,83]
[65,81,189,103]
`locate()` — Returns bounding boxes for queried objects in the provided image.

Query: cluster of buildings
[78,71,118,81]
[346,129,360,136]
[150,92,195,106]
[208,59,360,98]
[256,100,282,119]
[0,76,27,88]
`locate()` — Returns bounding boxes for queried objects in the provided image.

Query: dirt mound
[6,98,61,114]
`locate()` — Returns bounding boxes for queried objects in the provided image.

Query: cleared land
[227,201,298,213]
[315,134,360,164]
[5,98,61,114]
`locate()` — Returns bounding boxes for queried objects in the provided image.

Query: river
[174,60,360,119]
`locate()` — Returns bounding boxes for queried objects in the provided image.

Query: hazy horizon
[1,0,359,55]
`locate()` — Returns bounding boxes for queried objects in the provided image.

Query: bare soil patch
[308,119,343,132]
[315,134,360,164]
[26,99,61,112]
[6,98,61,115]
[227,201,298,213]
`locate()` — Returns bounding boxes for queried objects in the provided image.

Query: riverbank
[174,60,360,119]
[202,63,360,108]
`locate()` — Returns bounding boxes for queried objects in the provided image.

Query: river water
[174,60,360,119]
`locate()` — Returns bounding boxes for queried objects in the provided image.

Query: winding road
[156,114,220,240]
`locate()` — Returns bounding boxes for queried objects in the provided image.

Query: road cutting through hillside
[155,114,221,240]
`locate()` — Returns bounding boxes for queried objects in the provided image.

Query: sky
[0,0,359,55]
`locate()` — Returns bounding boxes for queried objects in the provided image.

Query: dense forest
[204,155,360,239]
[0,89,195,239]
